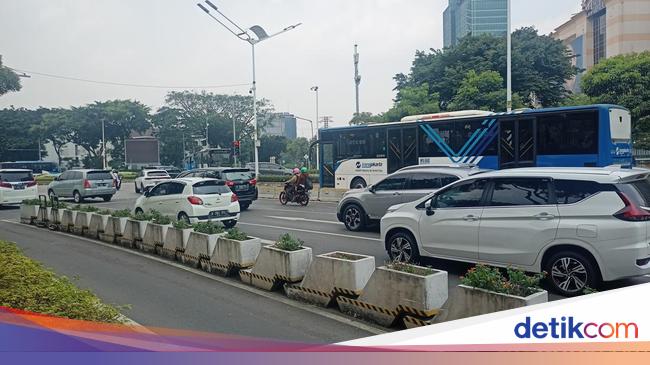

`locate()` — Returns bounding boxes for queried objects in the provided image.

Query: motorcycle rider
[297,167,311,190]
[111,169,121,191]
[284,167,300,199]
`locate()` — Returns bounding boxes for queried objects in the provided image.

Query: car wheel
[134,208,144,215]
[73,190,83,204]
[135,183,140,194]
[223,220,237,228]
[140,184,145,194]
[240,202,250,211]
[545,250,600,297]
[343,204,366,231]
[350,177,367,189]
[102,195,112,202]
[178,212,190,224]
[387,231,421,264]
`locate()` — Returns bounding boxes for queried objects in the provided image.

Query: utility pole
[311,86,319,170]
[506,0,512,112]
[322,116,332,129]
[353,44,361,116]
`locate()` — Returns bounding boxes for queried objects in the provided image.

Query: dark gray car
[47,169,116,203]
[336,166,487,231]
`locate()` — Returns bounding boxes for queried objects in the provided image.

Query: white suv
[134,178,240,227]
[380,167,650,296]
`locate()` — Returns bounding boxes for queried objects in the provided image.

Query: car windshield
[223,171,253,181]
[193,181,231,195]
[147,171,169,177]
[87,171,113,180]
[0,171,33,182]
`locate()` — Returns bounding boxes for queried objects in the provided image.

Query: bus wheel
[350,177,367,189]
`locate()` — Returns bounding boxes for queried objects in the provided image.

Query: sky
[0,0,583,138]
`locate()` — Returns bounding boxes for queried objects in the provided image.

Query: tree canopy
[0,56,21,97]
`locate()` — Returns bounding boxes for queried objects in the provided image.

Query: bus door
[499,118,536,169]
[321,142,335,188]
[387,127,418,174]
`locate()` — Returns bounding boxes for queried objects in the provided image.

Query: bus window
[337,128,386,159]
[537,111,598,155]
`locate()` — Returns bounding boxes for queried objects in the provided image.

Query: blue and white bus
[318,104,632,189]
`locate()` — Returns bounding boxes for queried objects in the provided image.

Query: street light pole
[506,0,512,112]
[311,86,319,170]
[101,119,107,169]
[293,115,314,170]
[196,1,301,178]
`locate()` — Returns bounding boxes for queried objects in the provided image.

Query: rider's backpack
[304,176,313,191]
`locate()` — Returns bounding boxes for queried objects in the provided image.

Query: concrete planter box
[60,209,78,232]
[48,207,63,230]
[182,231,224,269]
[287,251,375,307]
[120,219,149,248]
[338,265,448,328]
[240,245,312,291]
[86,213,110,239]
[20,204,39,224]
[161,227,193,260]
[209,236,262,276]
[140,222,171,254]
[434,285,548,323]
[100,216,129,244]
[73,211,92,235]
[36,206,50,226]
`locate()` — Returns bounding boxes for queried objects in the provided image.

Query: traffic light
[232,140,240,157]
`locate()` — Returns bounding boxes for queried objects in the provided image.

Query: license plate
[235,185,248,192]
[97,183,107,187]
[209,210,229,218]
[13,184,25,190]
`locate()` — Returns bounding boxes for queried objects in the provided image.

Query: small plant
[273,233,303,251]
[225,227,249,241]
[172,220,193,230]
[21,199,41,206]
[69,204,83,211]
[98,209,112,215]
[461,264,544,297]
[583,286,599,295]
[130,211,152,221]
[110,209,131,218]
[192,221,224,235]
[387,260,434,276]
[149,210,172,225]
[79,205,100,213]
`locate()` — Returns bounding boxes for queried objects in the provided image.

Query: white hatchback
[134,170,171,194]
[0,169,38,205]
[134,178,240,227]
[380,167,650,296]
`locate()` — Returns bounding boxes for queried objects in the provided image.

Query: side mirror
[368,185,376,193]
[143,186,152,197]
[425,199,436,216]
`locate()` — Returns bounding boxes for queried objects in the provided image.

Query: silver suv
[336,165,486,231]
[47,169,116,203]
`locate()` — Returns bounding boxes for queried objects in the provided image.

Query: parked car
[134,170,171,194]
[0,169,37,206]
[176,168,258,210]
[143,165,182,178]
[337,165,486,231]
[133,178,240,227]
[380,166,650,296]
[47,169,116,203]
[245,162,292,176]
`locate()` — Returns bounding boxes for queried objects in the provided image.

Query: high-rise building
[551,0,650,92]
[443,0,508,48]
[263,112,297,139]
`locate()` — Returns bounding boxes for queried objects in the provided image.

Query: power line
[6,66,251,90]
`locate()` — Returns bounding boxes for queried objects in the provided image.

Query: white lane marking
[0,219,385,335]
[238,221,381,242]
[250,207,338,216]
[266,216,341,225]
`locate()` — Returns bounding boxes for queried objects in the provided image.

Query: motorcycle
[279,183,310,206]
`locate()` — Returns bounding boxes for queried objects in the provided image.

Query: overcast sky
[0,0,582,137]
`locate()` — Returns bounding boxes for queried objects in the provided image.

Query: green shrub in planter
[386,261,435,276]
[274,233,303,251]
[193,221,224,235]
[225,227,249,241]
[461,264,544,298]
[98,209,112,215]
[130,211,152,221]
[21,199,41,206]
[149,210,172,225]
[69,205,84,211]
[173,220,193,230]
[79,205,100,213]
[111,209,131,218]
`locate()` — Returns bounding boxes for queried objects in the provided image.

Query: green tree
[0,108,49,161]
[349,112,386,125]
[152,107,185,167]
[280,137,310,167]
[448,70,524,111]
[0,56,21,97]
[259,135,288,162]
[384,84,441,121]
[31,109,73,166]
[582,52,650,147]
[559,93,594,107]
[394,27,578,111]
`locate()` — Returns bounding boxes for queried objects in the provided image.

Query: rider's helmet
[292,168,300,174]
[300,167,308,173]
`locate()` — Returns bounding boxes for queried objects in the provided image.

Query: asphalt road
[1,182,648,340]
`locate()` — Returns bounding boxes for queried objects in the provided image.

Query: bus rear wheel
[350,177,367,189]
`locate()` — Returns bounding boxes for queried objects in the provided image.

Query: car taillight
[226,181,235,187]
[26,180,36,187]
[249,179,257,186]
[83,179,91,188]
[614,192,650,221]
[231,194,239,203]
[0,182,11,188]
[187,196,203,205]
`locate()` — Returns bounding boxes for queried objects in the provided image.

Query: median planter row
[19,202,549,329]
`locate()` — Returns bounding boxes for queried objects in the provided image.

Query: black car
[176,167,258,210]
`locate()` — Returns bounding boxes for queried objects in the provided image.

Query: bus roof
[321,104,629,132]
